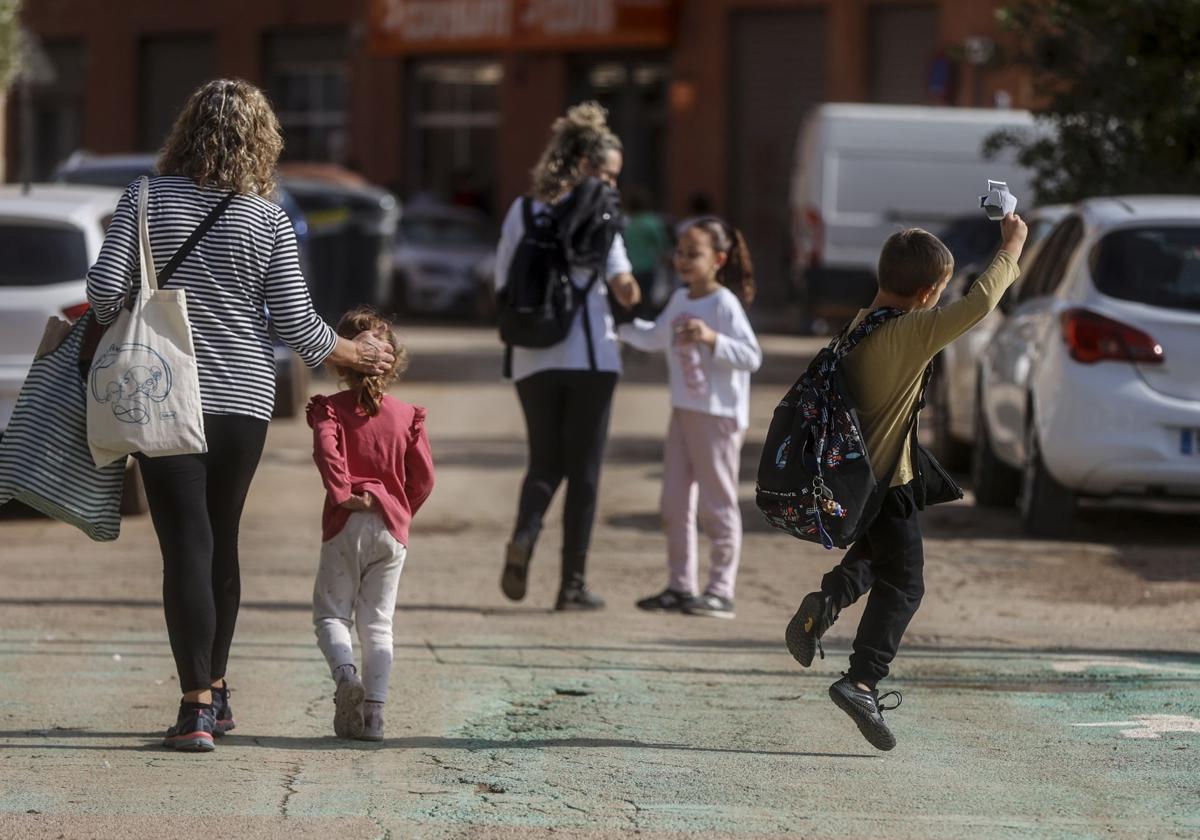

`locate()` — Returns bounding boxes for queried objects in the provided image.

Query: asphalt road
[1,327,1197,839]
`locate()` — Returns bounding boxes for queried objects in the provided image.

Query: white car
[973,197,1200,535]
[392,204,495,318]
[928,206,1069,468]
[0,184,147,514]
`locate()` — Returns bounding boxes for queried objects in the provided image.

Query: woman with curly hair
[495,101,641,611]
[86,79,395,752]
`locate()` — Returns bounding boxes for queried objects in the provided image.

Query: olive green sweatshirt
[841,250,1021,487]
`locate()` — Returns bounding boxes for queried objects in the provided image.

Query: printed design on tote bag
[89,343,174,425]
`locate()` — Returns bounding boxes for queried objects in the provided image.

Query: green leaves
[988,0,1200,204]
[0,0,22,91]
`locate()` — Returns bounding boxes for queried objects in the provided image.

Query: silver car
[393,204,495,318]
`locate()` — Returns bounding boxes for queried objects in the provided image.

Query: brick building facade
[12,0,1029,296]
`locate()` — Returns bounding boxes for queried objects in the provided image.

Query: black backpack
[497,179,623,372]
[755,308,958,549]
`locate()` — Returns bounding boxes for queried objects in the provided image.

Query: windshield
[400,216,490,248]
[0,223,89,287]
[1091,226,1200,312]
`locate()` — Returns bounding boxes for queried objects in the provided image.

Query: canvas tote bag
[86,177,209,467]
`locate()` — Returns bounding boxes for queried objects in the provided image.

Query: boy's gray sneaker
[333,671,365,739]
[360,703,384,742]
[785,591,839,667]
[828,675,902,752]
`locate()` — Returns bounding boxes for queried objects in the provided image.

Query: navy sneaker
[501,534,534,601]
[555,585,605,611]
[636,588,696,613]
[682,593,735,619]
[828,675,903,751]
[785,591,840,667]
[163,703,216,752]
[212,681,235,736]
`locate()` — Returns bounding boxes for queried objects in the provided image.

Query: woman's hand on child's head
[1000,213,1028,259]
[340,492,374,511]
[678,318,717,348]
[352,330,395,377]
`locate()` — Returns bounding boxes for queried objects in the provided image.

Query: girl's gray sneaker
[360,702,384,742]
[682,593,735,619]
[333,670,365,739]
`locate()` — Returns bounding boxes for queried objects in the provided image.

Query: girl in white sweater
[619,217,762,619]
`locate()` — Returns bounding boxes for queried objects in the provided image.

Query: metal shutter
[730,9,827,306]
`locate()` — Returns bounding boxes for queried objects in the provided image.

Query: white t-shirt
[618,286,762,430]
[494,196,633,382]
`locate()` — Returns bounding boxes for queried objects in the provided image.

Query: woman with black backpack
[494,102,641,610]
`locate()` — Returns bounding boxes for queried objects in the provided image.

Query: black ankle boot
[555,583,605,611]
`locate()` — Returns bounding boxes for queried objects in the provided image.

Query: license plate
[1182,429,1200,455]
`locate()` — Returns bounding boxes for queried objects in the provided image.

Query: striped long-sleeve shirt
[86,176,338,422]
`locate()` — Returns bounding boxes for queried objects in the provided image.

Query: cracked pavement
[1,328,1198,839]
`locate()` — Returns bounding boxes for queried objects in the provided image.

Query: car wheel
[1019,417,1076,538]
[971,405,1020,507]
[120,458,149,516]
[928,369,971,471]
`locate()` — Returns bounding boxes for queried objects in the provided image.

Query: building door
[569,55,669,211]
[406,60,503,217]
[139,35,217,152]
[729,9,827,306]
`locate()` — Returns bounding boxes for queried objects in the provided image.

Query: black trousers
[514,369,618,588]
[820,482,924,687]
[136,414,268,693]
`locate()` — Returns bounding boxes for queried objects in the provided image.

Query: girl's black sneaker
[682,593,735,619]
[555,585,605,611]
[636,588,696,612]
[785,591,840,667]
[501,535,534,601]
[828,676,902,751]
[163,702,216,752]
[212,681,235,736]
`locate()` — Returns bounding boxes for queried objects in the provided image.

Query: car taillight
[1060,308,1163,365]
[805,205,824,268]
[62,302,90,321]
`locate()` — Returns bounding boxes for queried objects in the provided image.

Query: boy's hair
[684,216,756,305]
[334,307,408,417]
[877,228,954,297]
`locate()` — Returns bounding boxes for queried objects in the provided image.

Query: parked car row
[930,197,1200,536]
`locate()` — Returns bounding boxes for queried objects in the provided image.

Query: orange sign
[369,0,676,54]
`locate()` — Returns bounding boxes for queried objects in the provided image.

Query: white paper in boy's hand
[980,180,1018,220]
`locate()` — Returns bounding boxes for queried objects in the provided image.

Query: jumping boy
[787,213,1028,750]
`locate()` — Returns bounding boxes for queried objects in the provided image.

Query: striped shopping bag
[0,310,124,541]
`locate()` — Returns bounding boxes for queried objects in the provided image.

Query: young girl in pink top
[307,308,435,742]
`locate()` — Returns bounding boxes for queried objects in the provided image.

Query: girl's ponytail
[721,227,756,305]
[687,216,756,306]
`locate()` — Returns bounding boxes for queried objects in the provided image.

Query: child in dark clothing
[787,213,1028,751]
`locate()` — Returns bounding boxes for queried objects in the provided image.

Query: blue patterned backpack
[755,308,927,549]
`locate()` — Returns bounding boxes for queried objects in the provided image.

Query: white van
[791,103,1036,325]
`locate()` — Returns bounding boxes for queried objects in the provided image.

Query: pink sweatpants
[661,408,745,600]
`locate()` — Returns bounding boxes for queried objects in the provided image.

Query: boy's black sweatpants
[820,482,924,687]
[135,414,268,693]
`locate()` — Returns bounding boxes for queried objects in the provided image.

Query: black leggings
[820,482,924,687]
[136,414,268,693]
[514,370,618,587]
